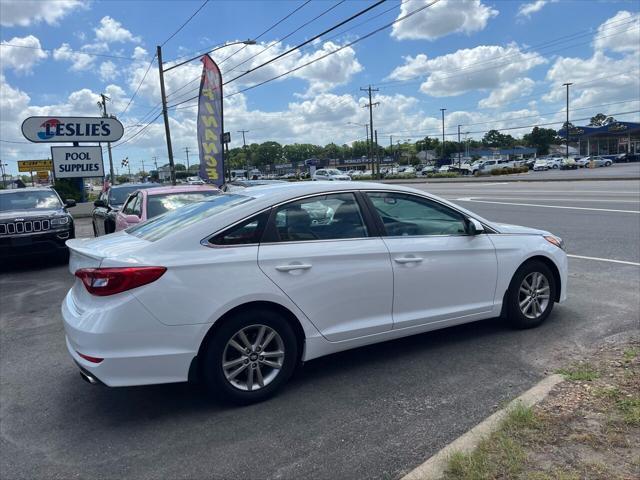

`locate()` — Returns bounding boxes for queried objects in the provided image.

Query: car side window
[271,193,368,242]
[209,211,269,246]
[367,192,468,237]
[131,194,142,217]
[122,195,136,215]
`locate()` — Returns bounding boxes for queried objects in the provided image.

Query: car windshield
[110,185,156,205]
[127,193,253,241]
[146,191,220,219]
[0,190,61,212]
[327,169,342,175]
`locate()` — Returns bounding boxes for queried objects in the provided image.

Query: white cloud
[52,43,95,71]
[0,0,83,27]
[517,1,557,19]
[594,10,640,54]
[99,61,119,81]
[391,0,498,41]
[94,16,141,44]
[292,41,363,97]
[0,35,48,73]
[478,78,536,108]
[388,44,546,97]
[132,46,148,61]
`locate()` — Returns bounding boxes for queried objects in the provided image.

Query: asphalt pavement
[1,179,639,480]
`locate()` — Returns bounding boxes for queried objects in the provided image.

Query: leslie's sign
[21,116,124,143]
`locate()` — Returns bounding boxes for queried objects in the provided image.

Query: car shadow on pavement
[1,254,69,273]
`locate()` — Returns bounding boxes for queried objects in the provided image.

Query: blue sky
[1,0,639,174]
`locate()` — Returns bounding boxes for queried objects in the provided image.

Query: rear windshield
[126,194,253,241]
[0,190,61,211]
[146,191,219,219]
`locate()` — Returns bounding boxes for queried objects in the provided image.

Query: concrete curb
[401,374,565,480]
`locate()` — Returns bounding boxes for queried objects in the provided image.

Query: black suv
[92,183,158,236]
[0,187,76,260]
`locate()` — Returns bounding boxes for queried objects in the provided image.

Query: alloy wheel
[222,325,285,391]
[518,272,550,319]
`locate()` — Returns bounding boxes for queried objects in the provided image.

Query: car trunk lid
[66,232,151,273]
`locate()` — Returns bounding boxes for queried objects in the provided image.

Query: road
[1,180,639,480]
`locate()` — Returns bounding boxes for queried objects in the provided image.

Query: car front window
[126,194,254,241]
[368,192,467,236]
[0,190,62,212]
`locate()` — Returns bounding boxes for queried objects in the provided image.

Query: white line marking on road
[567,254,640,266]
[462,196,640,203]
[455,197,640,214]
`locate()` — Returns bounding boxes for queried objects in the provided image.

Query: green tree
[175,163,186,171]
[482,129,516,147]
[522,127,559,155]
[256,141,283,167]
[589,113,616,126]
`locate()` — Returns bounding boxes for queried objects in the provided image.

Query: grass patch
[443,403,539,480]
[623,347,639,361]
[556,362,600,381]
[617,397,640,426]
[594,386,621,400]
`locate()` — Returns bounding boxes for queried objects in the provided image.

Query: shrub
[53,179,81,201]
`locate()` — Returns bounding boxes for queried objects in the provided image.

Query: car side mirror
[467,217,485,235]
[94,199,106,208]
[65,199,76,208]
[124,214,140,224]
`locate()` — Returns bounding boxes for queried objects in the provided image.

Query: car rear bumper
[61,287,209,387]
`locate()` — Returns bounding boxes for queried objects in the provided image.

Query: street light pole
[457,124,462,167]
[440,108,446,164]
[563,82,573,159]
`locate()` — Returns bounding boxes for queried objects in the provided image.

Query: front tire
[505,260,556,329]
[201,309,298,404]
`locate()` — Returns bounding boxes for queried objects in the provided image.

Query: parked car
[114,185,220,231]
[221,180,286,193]
[545,157,563,169]
[186,176,205,185]
[591,156,613,167]
[312,169,351,181]
[533,159,550,171]
[420,166,436,175]
[0,187,75,260]
[576,157,591,168]
[92,183,159,236]
[63,182,567,404]
[560,157,578,170]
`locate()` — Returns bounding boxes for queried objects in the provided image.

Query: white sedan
[311,169,351,181]
[62,182,567,404]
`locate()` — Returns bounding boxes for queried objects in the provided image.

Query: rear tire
[505,260,556,329]
[201,308,298,405]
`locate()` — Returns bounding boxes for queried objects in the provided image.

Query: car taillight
[75,267,167,296]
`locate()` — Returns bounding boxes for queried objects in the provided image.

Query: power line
[224,0,389,86]
[218,0,313,66]
[167,0,404,104]
[160,0,210,47]
[223,0,347,76]
[0,42,136,61]
[118,55,157,116]
[168,0,440,108]
[376,17,639,89]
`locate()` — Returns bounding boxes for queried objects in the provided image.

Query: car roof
[142,185,219,195]
[0,186,55,195]
[111,183,159,190]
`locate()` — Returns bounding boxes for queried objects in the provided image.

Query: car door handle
[394,256,423,264]
[275,264,312,272]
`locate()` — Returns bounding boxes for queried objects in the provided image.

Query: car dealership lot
[1,180,639,480]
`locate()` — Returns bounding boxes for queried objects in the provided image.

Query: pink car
[114,185,219,231]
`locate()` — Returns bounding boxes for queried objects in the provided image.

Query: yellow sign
[18,160,52,172]
[37,171,49,180]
